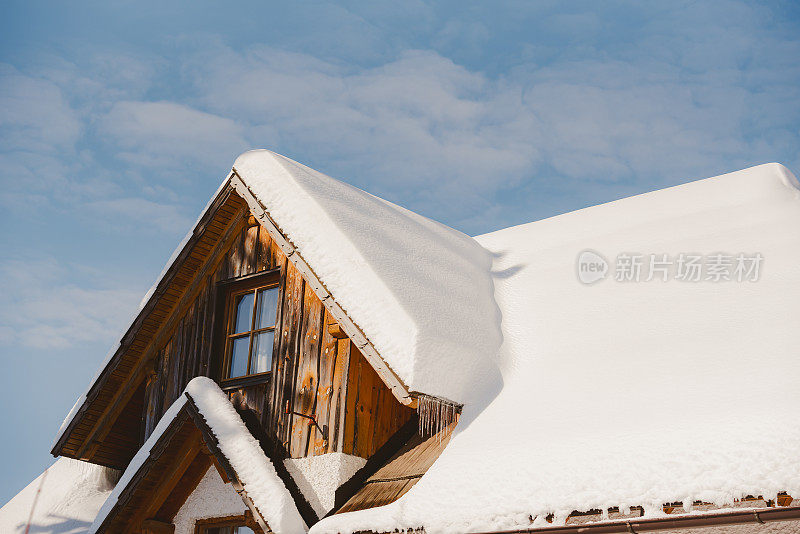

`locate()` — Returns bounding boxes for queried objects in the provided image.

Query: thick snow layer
[173,466,247,534]
[311,163,800,534]
[284,453,367,517]
[0,458,116,533]
[234,150,502,404]
[186,377,307,534]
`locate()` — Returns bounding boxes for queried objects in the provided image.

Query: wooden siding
[57,187,413,470]
[139,193,413,459]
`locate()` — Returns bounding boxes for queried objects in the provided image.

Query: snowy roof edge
[228,168,418,407]
[89,377,306,534]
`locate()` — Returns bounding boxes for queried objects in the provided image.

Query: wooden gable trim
[229,169,418,409]
[193,512,264,533]
[52,179,248,466]
[93,395,278,534]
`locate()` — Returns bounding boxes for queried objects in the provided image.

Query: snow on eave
[185,377,306,534]
[228,170,416,407]
[51,175,234,455]
[231,150,501,407]
[90,378,305,534]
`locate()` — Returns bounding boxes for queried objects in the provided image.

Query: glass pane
[228,336,250,378]
[235,528,255,534]
[255,287,279,328]
[250,331,274,374]
[232,292,255,334]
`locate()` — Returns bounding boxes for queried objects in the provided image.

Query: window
[219,270,280,384]
[199,526,255,534]
[195,514,260,534]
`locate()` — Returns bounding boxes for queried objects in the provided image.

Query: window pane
[235,528,255,534]
[250,331,274,374]
[203,528,233,534]
[229,336,250,378]
[232,292,255,334]
[255,287,279,328]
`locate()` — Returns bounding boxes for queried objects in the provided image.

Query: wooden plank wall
[143,199,413,459]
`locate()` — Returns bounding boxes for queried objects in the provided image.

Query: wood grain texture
[62,188,415,473]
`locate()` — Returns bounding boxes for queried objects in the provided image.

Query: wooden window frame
[215,268,282,390]
[193,511,262,533]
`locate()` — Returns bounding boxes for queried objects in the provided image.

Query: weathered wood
[141,519,175,534]
[229,171,416,407]
[60,182,419,476]
[283,266,305,456]
[290,282,324,457]
[134,433,202,525]
[312,309,339,455]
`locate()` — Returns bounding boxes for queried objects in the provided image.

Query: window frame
[194,512,261,533]
[214,268,282,390]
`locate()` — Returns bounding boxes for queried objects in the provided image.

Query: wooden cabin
[45,154,465,534]
[2,154,799,534]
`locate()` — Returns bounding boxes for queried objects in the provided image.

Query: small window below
[200,526,255,534]
[195,514,259,534]
[219,270,280,386]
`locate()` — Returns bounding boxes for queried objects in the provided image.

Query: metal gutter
[470,506,800,534]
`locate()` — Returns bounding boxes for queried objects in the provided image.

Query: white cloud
[85,196,192,232]
[97,100,249,171]
[0,257,140,350]
[0,64,82,154]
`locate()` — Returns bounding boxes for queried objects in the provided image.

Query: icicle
[416,394,461,440]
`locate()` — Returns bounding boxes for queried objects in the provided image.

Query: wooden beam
[327,320,348,339]
[141,519,175,534]
[201,443,230,484]
[127,432,203,533]
[52,181,237,459]
[76,202,250,463]
[76,369,146,461]
[229,171,418,408]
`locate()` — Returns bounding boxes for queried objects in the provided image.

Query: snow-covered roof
[232,150,501,405]
[38,153,800,533]
[311,163,800,533]
[90,377,306,534]
[0,457,115,533]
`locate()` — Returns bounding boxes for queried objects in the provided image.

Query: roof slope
[311,163,800,533]
[0,458,115,533]
[233,150,502,404]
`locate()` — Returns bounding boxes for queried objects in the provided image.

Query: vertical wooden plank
[255,226,272,272]
[330,337,350,453]
[343,342,360,455]
[269,256,305,452]
[355,355,379,458]
[312,309,339,455]
[267,255,289,441]
[166,325,182,408]
[283,269,305,457]
[290,285,324,457]
[228,226,245,279]
[178,303,196,392]
[242,224,259,276]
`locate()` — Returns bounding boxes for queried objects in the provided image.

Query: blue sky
[1,0,799,504]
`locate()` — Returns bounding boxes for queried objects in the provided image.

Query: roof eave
[51,176,236,461]
[229,168,419,409]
